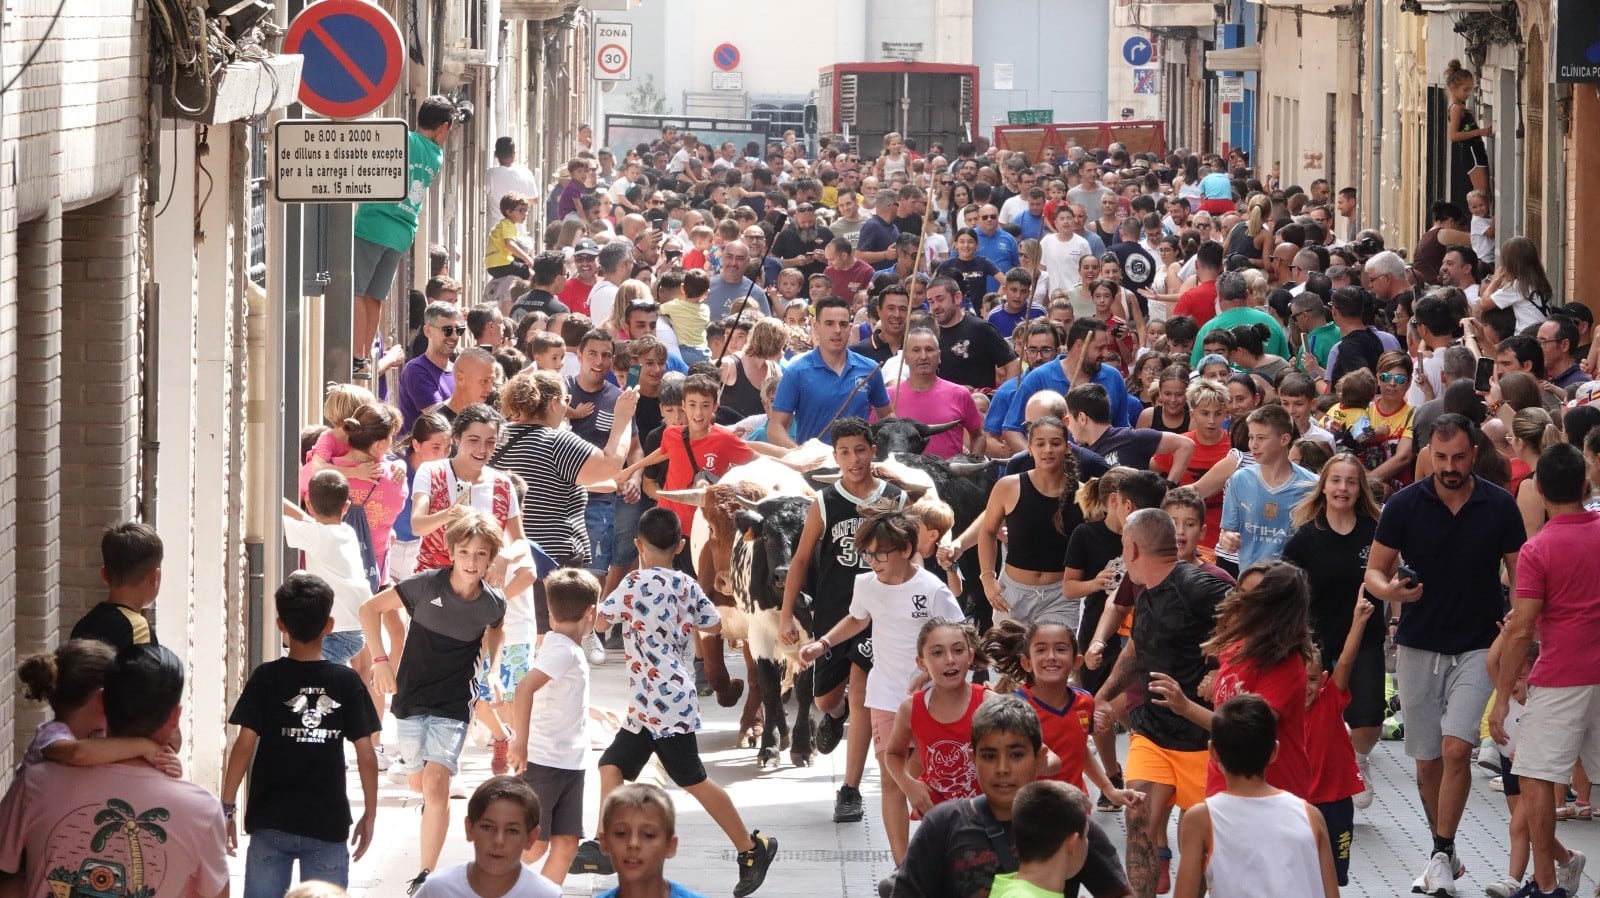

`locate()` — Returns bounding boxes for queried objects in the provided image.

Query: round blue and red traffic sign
[713,43,740,71]
[284,0,405,119]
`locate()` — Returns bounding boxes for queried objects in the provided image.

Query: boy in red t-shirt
[647,374,758,531]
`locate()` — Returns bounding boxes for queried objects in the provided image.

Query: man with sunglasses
[741,226,782,289]
[398,301,463,434]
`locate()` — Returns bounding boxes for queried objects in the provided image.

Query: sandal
[1575,800,1594,820]
[1557,803,1578,820]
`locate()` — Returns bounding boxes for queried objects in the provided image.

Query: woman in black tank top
[718,319,785,421]
[961,416,1085,628]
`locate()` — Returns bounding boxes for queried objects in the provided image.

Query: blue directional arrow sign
[1123,36,1154,67]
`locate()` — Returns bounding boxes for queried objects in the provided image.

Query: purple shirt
[556,178,585,219]
[399,354,454,434]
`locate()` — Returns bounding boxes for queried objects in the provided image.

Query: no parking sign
[283,0,404,119]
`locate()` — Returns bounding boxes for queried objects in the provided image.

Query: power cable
[0,0,68,96]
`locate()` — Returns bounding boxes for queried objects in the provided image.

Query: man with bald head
[1269,242,1299,289]
[431,348,497,424]
[1096,506,1232,898]
[1289,248,1322,296]
[706,240,770,319]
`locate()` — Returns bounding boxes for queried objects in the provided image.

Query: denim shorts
[584,494,617,574]
[322,630,365,666]
[679,345,710,365]
[394,714,470,775]
[610,495,654,569]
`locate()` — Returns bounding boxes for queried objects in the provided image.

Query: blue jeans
[584,493,616,574]
[610,495,654,569]
[679,344,710,364]
[322,630,364,665]
[244,827,349,898]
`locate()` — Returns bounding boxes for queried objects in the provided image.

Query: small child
[596,783,708,898]
[299,382,380,501]
[904,496,961,596]
[987,781,1093,898]
[799,511,965,864]
[774,269,805,307]
[478,473,540,776]
[572,508,778,897]
[222,573,381,895]
[885,619,990,816]
[17,640,182,774]
[808,272,834,303]
[1325,369,1379,453]
[529,330,567,373]
[510,568,600,884]
[69,521,164,651]
[982,620,1138,806]
[1174,694,1339,898]
[1303,598,1372,888]
[1467,189,1496,266]
[414,776,560,898]
[486,191,537,280]
[661,269,712,365]
[282,470,375,666]
[682,225,714,272]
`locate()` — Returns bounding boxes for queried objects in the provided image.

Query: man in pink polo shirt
[1490,443,1600,898]
[885,328,982,458]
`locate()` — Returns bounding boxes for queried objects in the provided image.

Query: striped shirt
[493,423,596,563]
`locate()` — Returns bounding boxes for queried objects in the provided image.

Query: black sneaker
[815,710,846,755]
[604,624,624,651]
[734,830,778,897]
[568,838,615,875]
[834,785,865,823]
[406,870,430,895]
[1098,771,1125,813]
[878,872,898,898]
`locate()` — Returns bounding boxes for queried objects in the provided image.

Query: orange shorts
[1124,732,1208,810]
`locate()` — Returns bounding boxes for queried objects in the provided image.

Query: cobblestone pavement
[227,650,1600,897]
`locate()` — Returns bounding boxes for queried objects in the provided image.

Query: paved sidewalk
[226,648,1600,897]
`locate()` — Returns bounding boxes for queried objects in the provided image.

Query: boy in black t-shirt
[222,572,381,895]
[69,521,164,651]
[893,697,1129,898]
[362,510,509,894]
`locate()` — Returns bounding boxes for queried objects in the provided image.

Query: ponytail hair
[1443,59,1475,89]
[1246,194,1270,238]
[982,620,1034,687]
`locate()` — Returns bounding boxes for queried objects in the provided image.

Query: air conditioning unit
[441,0,499,72]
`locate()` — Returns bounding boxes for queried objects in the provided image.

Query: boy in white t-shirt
[413,776,560,898]
[798,511,963,865]
[281,469,372,666]
[509,568,598,885]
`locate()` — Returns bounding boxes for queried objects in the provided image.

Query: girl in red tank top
[885,619,992,815]
[983,619,1141,807]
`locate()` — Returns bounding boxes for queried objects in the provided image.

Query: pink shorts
[871,708,910,755]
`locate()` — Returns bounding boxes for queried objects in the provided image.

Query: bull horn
[810,472,842,484]
[736,494,765,510]
[947,460,993,477]
[656,488,708,506]
[924,420,962,435]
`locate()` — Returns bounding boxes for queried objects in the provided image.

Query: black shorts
[1343,643,1387,729]
[813,632,873,697]
[1077,636,1123,698]
[520,763,585,837]
[1499,752,1521,797]
[598,728,708,788]
[1315,797,1354,886]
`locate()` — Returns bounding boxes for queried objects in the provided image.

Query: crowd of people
[7,98,1600,898]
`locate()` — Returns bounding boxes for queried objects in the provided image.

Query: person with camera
[1363,413,1527,897]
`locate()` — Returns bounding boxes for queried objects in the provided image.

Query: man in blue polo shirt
[1363,413,1526,898]
[768,296,892,446]
[1002,318,1133,449]
[975,203,1020,293]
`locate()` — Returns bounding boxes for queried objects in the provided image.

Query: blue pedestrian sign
[1122,36,1154,67]
[284,0,405,119]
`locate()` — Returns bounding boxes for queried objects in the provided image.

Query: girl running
[884,618,992,815]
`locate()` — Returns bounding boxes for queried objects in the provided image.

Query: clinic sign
[1555,0,1600,83]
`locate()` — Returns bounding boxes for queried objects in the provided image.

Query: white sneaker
[583,631,607,666]
[1484,877,1521,898]
[1559,849,1587,895]
[1415,852,1458,897]
[387,765,413,787]
[373,744,393,772]
[1353,752,1373,809]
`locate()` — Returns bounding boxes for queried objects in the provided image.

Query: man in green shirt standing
[351,95,459,380]
[1189,271,1290,366]
[1289,290,1340,374]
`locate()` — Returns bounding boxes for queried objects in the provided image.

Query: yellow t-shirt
[485,217,519,269]
[820,185,839,209]
[659,298,711,349]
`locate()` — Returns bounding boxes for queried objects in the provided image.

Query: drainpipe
[1369,0,1383,228]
